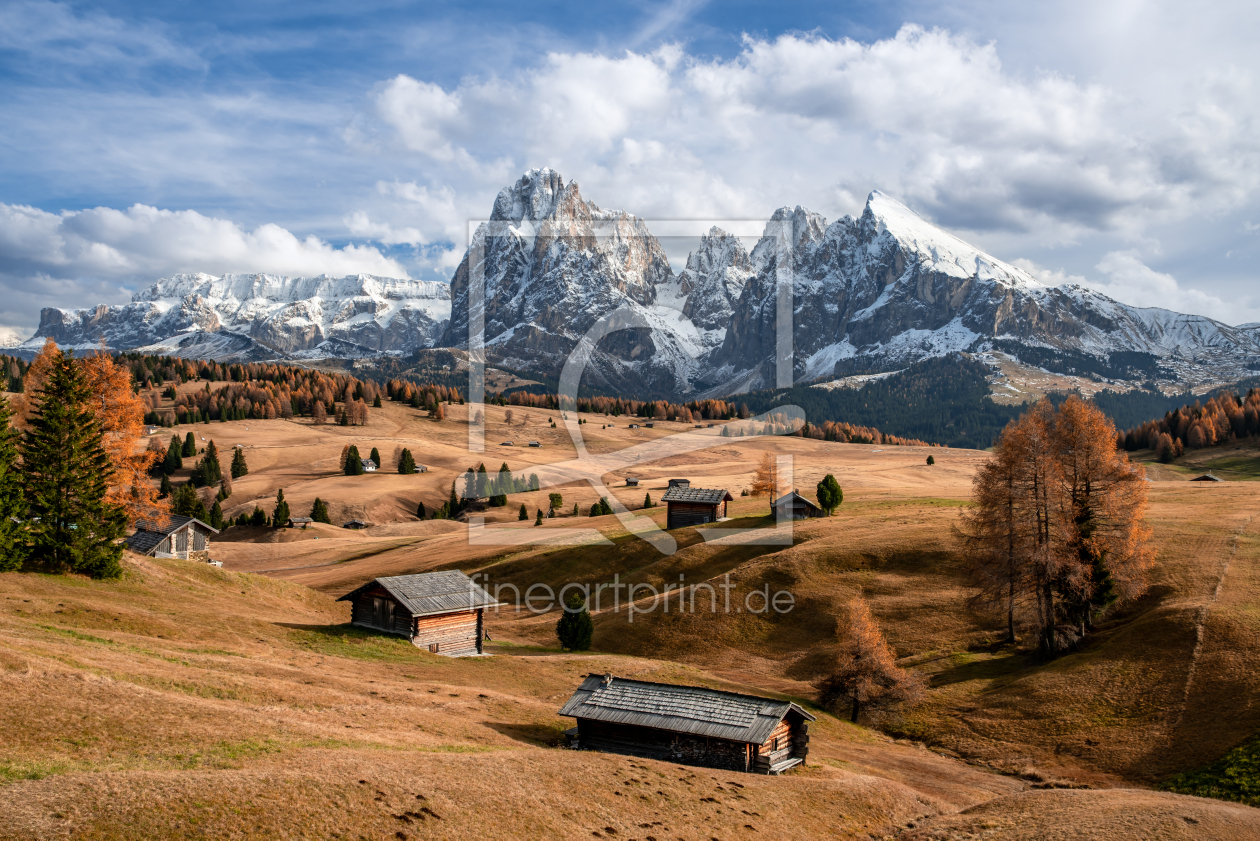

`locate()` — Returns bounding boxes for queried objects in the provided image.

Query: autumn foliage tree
[816,597,924,723]
[958,397,1152,657]
[750,452,778,499]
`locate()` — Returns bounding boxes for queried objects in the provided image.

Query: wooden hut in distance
[559,674,814,774]
[662,485,732,529]
[126,515,218,562]
[772,490,824,520]
[337,571,500,656]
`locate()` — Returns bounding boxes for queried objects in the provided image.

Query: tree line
[1121,389,1260,462]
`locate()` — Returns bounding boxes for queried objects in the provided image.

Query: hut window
[372,597,394,629]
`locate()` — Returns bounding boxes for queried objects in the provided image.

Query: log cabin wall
[576,719,749,772]
[411,608,481,656]
[666,502,720,529]
[752,715,809,773]
[349,588,412,637]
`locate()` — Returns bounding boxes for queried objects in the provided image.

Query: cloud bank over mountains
[1,3,1258,337]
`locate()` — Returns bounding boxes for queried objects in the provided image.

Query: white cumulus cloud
[0,203,407,339]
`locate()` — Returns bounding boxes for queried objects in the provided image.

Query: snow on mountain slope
[22,173,1259,397]
[25,273,450,355]
[703,190,1260,395]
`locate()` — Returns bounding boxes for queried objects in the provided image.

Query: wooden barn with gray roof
[558,674,814,774]
[337,571,501,656]
[661,485,733,529]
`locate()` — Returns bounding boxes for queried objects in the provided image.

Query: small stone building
[772,490,824,520]
[125,515,218,562]
[559,674,814,774]
[662,485,732,528]
[337,571,500,656]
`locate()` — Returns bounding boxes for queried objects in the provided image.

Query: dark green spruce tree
[555,590,594,651]
[398,448,416,474]
[22,352,126,579]
[230,446,248,478]
[310,497,331,524]
[272,488,290,526]
[182,431,196,457]
[0,396,27,571]
[344,445,363,476]
[163,433,183,474]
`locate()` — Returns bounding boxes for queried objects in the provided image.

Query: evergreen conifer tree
[200,441,222,486]
[519,503,528,520]
[209,500,224,530]
[345,445,363,475]
[230,447,248,478]
[373,394,382,408]
[182,431,196,457]
[535,509,543,525]
[22,352,125,578]
[816,474,844,515]
[555,591,594,650]
[310,497,331,524]
[415,500,426,519]
[369,447,381,467]
[272,488,289,526]
[398,448,416,474]
[250,506,267,526]
[643,492,652,508]
[159,474,172,498]
[163,434,183,474]
[0,397,27,571]
[926,455,935,465]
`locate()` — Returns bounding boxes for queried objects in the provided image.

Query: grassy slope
[1,556,1032,840]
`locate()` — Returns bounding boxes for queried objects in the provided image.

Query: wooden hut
[125,515,218,562]
[772,491,824,520]
[625,477,641,487]
[342,519,368,529]
[667,478,691,489]
[288,517,314,529]
[1191,473,1224,482]
[337,571,501,656]
[662,486,732,528]
[559,674,814,774]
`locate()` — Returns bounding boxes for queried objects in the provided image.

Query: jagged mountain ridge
[25,272,451,358]
[23,170,1260,395]
[700,191,1260,394]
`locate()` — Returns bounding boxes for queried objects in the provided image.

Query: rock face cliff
[26,273,450,359]
[24,172,1260,393]
[441,168,698,395]
[698,191,1260,393]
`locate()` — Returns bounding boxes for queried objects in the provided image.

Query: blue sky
[1,0,1258,338]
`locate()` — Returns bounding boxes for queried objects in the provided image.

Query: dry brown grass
[5,399,1258,836]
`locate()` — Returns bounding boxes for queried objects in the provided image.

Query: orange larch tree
[816,597,925,723]
[81,345,168,526]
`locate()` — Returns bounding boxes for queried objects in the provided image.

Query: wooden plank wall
[349,589,412,637]
[412,609,480,656]
[577,719,749,772]
[667,502,719,529]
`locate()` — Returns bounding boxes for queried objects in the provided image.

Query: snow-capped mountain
[699,191,1260,394]
[442,168,702,394]
[24,170,1260,396]
[25,273,450,359]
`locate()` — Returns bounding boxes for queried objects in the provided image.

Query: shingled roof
[558,674,814,744]
[133,514,219,536]
[337,571,501,618]
[660,486,732,505]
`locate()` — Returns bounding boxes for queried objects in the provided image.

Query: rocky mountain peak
[680,227,753,331]
[490,167,584,224]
